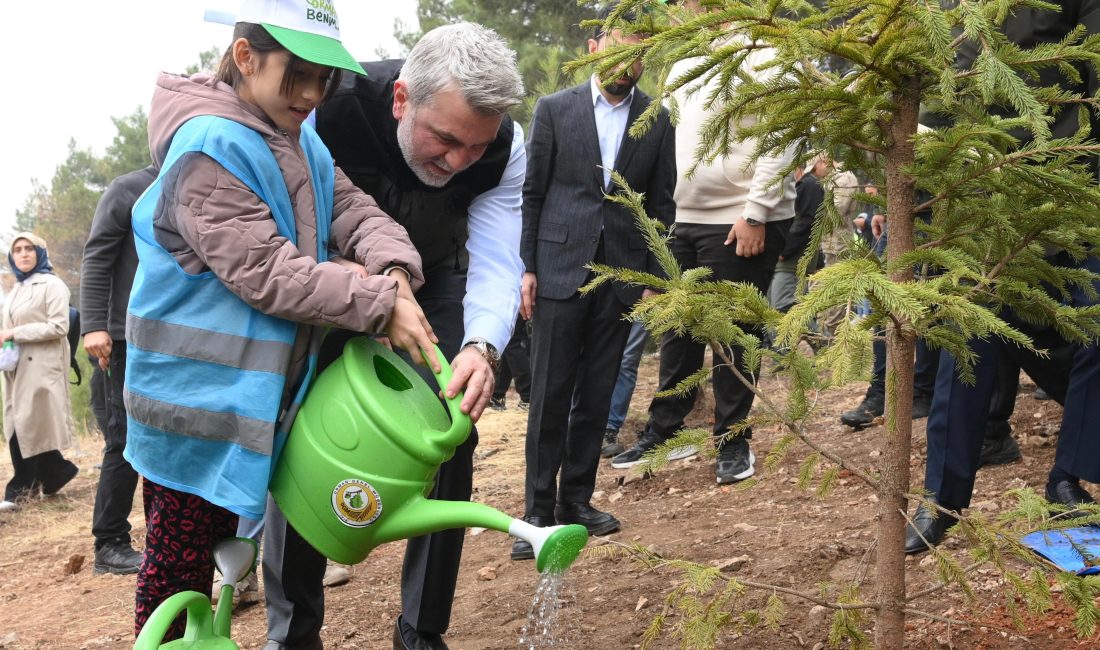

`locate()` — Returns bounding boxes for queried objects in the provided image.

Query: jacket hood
[148,72,278,169]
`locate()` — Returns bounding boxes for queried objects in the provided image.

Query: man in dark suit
[511,10,676,560]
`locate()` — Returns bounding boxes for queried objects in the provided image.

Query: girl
[0,233,78,511]
[125,0,437,637]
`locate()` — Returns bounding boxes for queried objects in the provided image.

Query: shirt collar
[590,74,635,108]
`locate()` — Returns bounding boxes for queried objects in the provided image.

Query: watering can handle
[420,345,473,453]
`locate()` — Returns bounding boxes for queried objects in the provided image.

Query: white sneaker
[0,500,18,512]
[323,563,351,588]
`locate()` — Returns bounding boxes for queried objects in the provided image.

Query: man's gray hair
[400,22,525,115]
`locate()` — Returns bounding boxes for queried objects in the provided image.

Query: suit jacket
[521,82,676,305]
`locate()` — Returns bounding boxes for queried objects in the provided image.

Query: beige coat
[2,272,75,457]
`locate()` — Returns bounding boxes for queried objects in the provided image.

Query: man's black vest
[315,59,514,270]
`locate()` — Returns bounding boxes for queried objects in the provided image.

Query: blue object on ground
[1020,527,1100,576]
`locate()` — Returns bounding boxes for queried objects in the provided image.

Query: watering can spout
[375,498,588,573]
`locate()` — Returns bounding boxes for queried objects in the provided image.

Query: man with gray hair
[262,22,526,650]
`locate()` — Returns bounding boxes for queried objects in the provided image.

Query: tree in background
[10,48,217,298]
[396,0,593,124]
[579,0,1100,647]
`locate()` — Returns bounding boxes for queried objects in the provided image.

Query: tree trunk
[874,77,921,649]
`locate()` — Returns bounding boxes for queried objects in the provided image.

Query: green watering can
[133,537,257,650]
[133,338,587,649]
[271,337,587,573]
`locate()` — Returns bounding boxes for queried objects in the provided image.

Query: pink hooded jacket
[145,72,424,379]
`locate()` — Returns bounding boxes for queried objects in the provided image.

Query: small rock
[476,566,497,581]
[667,487,682,495]
[62,554,85,575]
[972,500,998,512]
[591,490,605,501]
[682,501,693,508]
[608,491,623,503]
[0,633,17,648]
[713,555,751,571]
[635,596,650,611]
[645,544,662,557]
[732,522,758,533]
[809,605,829,623]
[812,643,826,650]
[868,449,882,458]
[476,447,499,459]
[469,527,486,536]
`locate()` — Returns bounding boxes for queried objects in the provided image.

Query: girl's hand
[0,330,13,344]
[384,297,440,373]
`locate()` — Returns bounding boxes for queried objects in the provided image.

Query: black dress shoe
[904,503,958,554]
[393,615,449,650]
[511,515,554,561]
[554,502,620,536]
[1045,480,1097,518]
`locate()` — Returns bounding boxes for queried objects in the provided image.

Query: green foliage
[398,0,593,125]
[580,0,1100,647]
[69,344,96,437]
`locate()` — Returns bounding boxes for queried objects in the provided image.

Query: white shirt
[463,124,527,352]
[590,75,635,189]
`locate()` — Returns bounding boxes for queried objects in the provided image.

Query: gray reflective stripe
[128,315,291,375]
[126,390,272,456]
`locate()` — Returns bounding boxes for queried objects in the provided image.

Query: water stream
[518,570,579,648]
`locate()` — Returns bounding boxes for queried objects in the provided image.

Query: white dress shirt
[463,124,527,352]
[590,75,635,189]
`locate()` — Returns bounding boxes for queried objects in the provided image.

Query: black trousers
[648,220,788,442]
[91,343,139,549]
[493,315,531,402]
[925,252,1096,511]
[264,267,475,643]
[5,433,77,501]
[525,262,637,516]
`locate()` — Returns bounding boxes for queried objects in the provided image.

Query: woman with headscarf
[0,232,77,511]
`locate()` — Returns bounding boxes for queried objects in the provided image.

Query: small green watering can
[133,537,257,650]
[271,337,587,573]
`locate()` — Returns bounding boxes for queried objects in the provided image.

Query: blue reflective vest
[124,116,332,519]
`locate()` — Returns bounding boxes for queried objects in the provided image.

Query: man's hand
[84,331,112,371]
[384,297,440,373]
[871,214,886,239]
[520,272,538,320]
[641,288,659,300]
[724,218,766,257]
[446,347,495,422]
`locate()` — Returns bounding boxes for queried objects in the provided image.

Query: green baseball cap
[212,0,366,76]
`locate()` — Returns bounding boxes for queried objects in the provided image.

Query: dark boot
[840,391,884,429]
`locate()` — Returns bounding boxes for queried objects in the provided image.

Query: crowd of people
[0,0,1097,648]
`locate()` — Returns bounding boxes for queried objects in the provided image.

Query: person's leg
[923,341,1001,511]
[4,434,38,501]
[1051,254,1100,489]
[977,353,1022,468]
[135,479,238,640]
[524,295,586,517]
[511,318,533,403]
[92,344,142,571]
[606,320,648,433]
[710,220,786,482]
[399,267,476,638]
[262,499,327,647]
[767,258,798,314]
[558,284,631,508]
[29,447,77,496]
[639,224,705,442]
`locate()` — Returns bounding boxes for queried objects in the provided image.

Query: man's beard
[397,112,455,188]
[601,70,639,97]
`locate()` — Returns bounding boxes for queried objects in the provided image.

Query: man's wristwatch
[461,337,501,373]
[744,217,764,227]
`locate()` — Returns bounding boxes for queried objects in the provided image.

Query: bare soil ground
[0,353,1097,649]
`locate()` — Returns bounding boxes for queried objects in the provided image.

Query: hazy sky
[0,0,418,233]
